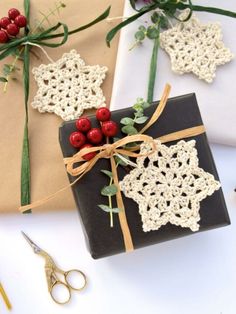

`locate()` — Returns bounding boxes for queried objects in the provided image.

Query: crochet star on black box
[59,93,230,259]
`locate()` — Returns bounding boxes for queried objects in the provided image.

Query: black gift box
[59,94,230,259]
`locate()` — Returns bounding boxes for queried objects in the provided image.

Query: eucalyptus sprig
[99,170,121,227]
[106,0,236,47]
[121,98,150,135]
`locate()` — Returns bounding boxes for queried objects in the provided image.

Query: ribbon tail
[110,156,134,252]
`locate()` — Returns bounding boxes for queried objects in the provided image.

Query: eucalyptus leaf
[135,30,145,41]
[101,184,118,196]
[0,77,7,82]
[98,205,120,213]
[151,11,160,23]
[134,111,144,118]
[138,25,146,32]
[147,26,159,39]
[122,125,138,135]
[132,103,144,112]
[101,170,113,178]
[120,117,134,126]
[115,155,129,166]
[135,116,149,124]
[142,101,151,109]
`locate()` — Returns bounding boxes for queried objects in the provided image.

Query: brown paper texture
[0,0,124,213]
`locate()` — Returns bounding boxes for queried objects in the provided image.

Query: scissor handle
[64,269,87,291]
[50,281,71,305]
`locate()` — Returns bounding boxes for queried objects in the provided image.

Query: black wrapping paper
[59,93,230,259]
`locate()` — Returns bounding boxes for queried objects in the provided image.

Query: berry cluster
[69,107,118,161]
[0,8,27,43]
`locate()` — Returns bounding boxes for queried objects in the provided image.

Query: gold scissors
[22,231,87,305]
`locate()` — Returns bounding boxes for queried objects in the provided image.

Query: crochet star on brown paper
[120,140,220,232]
[31,50,108,121]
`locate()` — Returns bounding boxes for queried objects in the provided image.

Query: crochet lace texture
[160,13,234,83]
[119,140,220,232]
[32,50,108,121]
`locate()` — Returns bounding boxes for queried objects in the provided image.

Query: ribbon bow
[64,134,156,178]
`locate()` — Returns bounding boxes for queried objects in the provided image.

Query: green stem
[21,41,31,213]
[108,171,114,228]
[147,27,160,103]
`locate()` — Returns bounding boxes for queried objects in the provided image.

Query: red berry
[0,17,11,29]
[6,23,19,36]
[69,131,86,148]
[14,15,27,28]
[80,144,96,161]
[87,128,103,144]
[8,8,21,20]
[76,117,91,133]
[102,121,118,137]
[96,107,111,122]
[0,30,9,43]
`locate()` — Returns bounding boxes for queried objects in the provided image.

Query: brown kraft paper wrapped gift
[0,0,124,213]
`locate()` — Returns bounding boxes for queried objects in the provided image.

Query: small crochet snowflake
[31,50,108,121]
[160,13,234,83]
[119,140,220,232]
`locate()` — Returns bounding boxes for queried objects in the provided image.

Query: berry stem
[3,47,24,92]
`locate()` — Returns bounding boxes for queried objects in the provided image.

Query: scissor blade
[21,231,42,254]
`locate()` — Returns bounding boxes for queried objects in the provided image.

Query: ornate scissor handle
[64,269,87,291]
[48,269,87,305]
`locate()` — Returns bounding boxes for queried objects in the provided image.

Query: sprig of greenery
[106,0,236,46]
[99,170,121,227]
[121,98,150,135]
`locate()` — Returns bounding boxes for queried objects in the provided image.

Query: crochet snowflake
[160,13,234,83]
[31,50,108,121]
[119,140,220,232]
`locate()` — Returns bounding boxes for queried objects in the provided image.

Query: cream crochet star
[119,140,220,232]
[31,50,108,121]
[160,13,234,83]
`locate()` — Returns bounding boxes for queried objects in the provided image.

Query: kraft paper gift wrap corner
[110,0,236,146]
[0,0,124,213]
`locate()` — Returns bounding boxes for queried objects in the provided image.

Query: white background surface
[111,0,236,146]
[1,1,236,313]
[0,144,236,314]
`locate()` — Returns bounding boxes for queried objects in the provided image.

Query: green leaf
[115,155,129,166]
[120,117,134,126]
[147,26,159,39]
[98,205,120,213]
[101,184,118,197]
[159,15,169,29]
[135,116,149,124]
[138,25,146,32]
[134,111,144,119]
[101,170,113,178]
[151,11,160,24]
[142,101,151,109]
[132,103,144,112]
[135,30,145,41]
[0,77,7,82]
[122,125,138,135]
